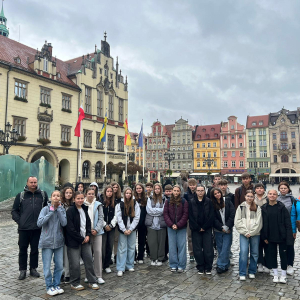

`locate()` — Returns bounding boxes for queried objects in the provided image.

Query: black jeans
[18,229,41,271]
[265,242,287,271]
[257,239,268,266]
[136,224,147,260]
[287,242,295,267]
[67,243,97,286]
[191,229,214,272]
[102,230,115,269]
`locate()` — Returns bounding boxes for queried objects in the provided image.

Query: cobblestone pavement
[1,184,300,299]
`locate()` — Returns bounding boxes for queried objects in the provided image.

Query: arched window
[82,161,90,178]
[280,131,287,140]
[95,161,102,178]
[281,155,288,163]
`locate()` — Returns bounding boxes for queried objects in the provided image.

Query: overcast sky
[5,0,300,134]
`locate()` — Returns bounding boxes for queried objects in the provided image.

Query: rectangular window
[83,130,92,147]
[13,117,26,137]
[231,143,235,147]
[213,152,217,157]
[254,162,257,168]
[224,135,227,139]
[232,161,236,167]
[293,154,297,162]
[213,161,217,167]
[62,94,71,110]
[43,58,48,72]
[231,135,234,139]
[208,152,211,158]
[273,133,276,140]
[118,99,124,122]
[97,91,103,117]
[118,136,124,152]
[249,131,252,136]
[61,125,71,142]
[264,162,268,168]
[224,161,228,167]
[40,87,51,105]
[232,151,236,157]
[197,162,200,167]
[273,143,277,150]
[259,161,263,168]
[213,142,216,147]
[292,143,296,149]
[249,140,253,147]
[224,151,227,157]
[108,95,114,119]
[249,162,253,168]
[240,161,244,167]
[15,80,27,99]
[197,153,200,158]
[96,132,104,149]
[240,151,243,157]
[85,87,91,114]
[274,155,277,163]
[260,151,264,158]
[39,122,50,139]
[239,143,243,147]
[202,152,206,158]
[292,132,296,139]
[264,150,267,157]
[202,143,205,148]
[202,161,206,167]
[108,134,114,151]
[224,143,227,148]
[207,143,211,148]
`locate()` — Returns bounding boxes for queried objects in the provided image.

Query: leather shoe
[18,270,26,280]
[30,268,40,277]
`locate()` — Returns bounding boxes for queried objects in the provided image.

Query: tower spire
[0,0,9,37]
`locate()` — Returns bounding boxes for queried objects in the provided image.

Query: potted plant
[18,136,27,142]
[37,138,51,145]
[60,141,72,146]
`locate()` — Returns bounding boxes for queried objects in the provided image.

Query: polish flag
[74,105,85,137]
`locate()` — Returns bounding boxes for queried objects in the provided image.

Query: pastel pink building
[220,116,246,179]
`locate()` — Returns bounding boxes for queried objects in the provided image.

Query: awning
[269,173,300,177]
[190,173,207,176]
[168,172,181,177]
[223,174,242,177]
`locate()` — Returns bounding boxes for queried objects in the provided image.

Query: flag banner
[99,113,108,142]
[138,123,143,148]
[74,105,85,137]
[123,118,132,146]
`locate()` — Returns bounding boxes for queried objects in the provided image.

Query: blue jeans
[116,231,136,272]
[214,231,232,270]
[239,235,260,276]
[167,227,187,270]
[42,247,64,290]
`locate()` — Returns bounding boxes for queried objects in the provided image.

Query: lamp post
[204,156,215,184]
[0,122,20,154]
[164,150,175,179]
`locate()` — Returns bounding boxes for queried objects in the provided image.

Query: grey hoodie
[277,193,293,214]
[254,192,268,207]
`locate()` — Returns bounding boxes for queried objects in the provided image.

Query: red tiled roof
[194,124,221,141]
[246,115,269,129]
[0,36,79,88]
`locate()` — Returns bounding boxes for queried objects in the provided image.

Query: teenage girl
[37,190,67,296]
[112,182,122,261]
[115,187,140,276]
[101,185,117,274]
[146,183,167,266]
[84,188,105,284]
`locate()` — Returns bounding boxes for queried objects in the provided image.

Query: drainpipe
[76,89,82,182]
[4,65,12,127]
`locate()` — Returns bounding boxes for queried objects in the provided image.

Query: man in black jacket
[11,176,48,280]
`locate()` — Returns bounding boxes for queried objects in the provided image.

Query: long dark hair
[103,185,115,208]
[153,183,163,204]
[210,187,224,210]
[123,187,135,217]
[170,185,182,206]
[61,186,75,207]
[111,182,122,199]
[134,183,146,206]
[245,190,257,212]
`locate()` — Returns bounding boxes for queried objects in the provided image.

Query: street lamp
[0,122,20,154]
[204,156,216,184]
[164,150,175,178]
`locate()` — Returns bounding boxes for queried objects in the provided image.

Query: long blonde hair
[153,183,163,204]
[123,187,135,217]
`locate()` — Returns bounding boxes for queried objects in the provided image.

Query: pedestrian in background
[37,190,67,296]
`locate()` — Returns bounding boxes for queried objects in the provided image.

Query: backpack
[19,190,46,209]
[291,196,298,219]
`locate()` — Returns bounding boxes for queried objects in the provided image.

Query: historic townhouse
[0,7,128,185]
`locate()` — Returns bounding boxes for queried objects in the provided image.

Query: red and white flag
[74,105,85,137]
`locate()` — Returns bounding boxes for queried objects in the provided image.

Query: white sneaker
[177,268,184,273]
[273,276,279,283]
[47,287,58,296]
[279,276,287,284]
[138,260,144,264]
[264,267,270,274]
[257,264,263,273]
[171,268,177,272]
[71,284,85,291]
[88,283,99,290]
[239,276,246,281]
[287,265,294,275]
[84,277,88,283]
[156,261,162,266]
[249,274,255,279]
[151,260,156,266]
[97,278,105,284]
[128,268,135,272]
[105,267,112,273]
[117,271,123,277]
[134,261,137,265]
[55,286,64,294]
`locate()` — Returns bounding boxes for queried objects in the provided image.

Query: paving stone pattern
[1,184,300,299]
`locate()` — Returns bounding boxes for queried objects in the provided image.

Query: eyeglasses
[196,190,205,192]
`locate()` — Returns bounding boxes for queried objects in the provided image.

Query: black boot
[18,270,26,280]
[30,268,40,277]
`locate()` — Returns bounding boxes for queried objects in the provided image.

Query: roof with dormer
[246,115,269,129]
[193,124,221,141]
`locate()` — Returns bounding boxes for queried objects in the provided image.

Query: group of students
[37,174,299,296]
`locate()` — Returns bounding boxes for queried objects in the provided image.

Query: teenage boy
[164,185,173,200]
[184,178,197,262]
[219,179,234,207]
[207,174,222,199]
[234,172,254,209]
[145,182,153,198]
[163,184,173,262]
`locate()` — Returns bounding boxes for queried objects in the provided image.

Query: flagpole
[125,145,128,182]
[142,119,145,178]
[104,108,108,183]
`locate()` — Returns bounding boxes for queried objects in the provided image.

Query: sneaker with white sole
[117,271,123,277]
[84,277,88,283]
[171,268,177,272]
[128,268,135,272]
[273,276,279,283]
[71,284,85,291]
[47,287,58,296]
[55,286,64,294]
[177,268,184,273]
[239,276,246,281]
[287,265,294,276]
[279,276,287,284]
[257,264,263,273]
[198,271,204,275]
[138,260,144,264]
[89,283,99,290]
[97,278,105,284]
[156,261,162,266]
[134,261,137,265]
[249,274,255,279]
[205,270,212,275]
[264,267,270,274]
[105,267,112,273]
[151,260,156,266]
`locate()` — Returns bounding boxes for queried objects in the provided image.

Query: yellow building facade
[0,34,128,186]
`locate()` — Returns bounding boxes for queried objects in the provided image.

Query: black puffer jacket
[184,187,197,203]
[11,186,48,230]
[213,200,235,232]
